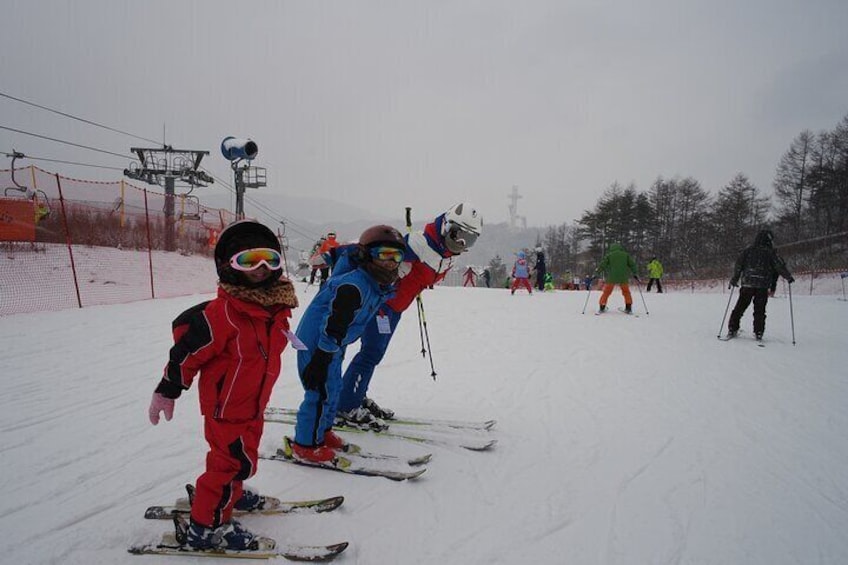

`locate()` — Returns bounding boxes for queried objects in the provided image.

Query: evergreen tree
[487,255,508,288]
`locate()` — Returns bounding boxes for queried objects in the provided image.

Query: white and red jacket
[156,287,292,421]
[387,215,457,313]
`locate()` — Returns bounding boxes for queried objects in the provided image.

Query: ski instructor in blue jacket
[290,225,406,463]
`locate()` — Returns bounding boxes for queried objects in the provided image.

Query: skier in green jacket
[595,243,639,313]
[646,257,663,293]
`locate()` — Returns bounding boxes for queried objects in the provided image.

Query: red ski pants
[511,277,533,294]
[191,416,263,527]
[599,283,632,306]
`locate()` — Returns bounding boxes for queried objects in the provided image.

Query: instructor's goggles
[229,248,282,271]
[446,224,479,251]
[369,246,404,264]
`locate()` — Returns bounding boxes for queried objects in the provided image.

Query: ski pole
[634,277,650,315]
[581,283,593,314]
[406,207,437,379]
[418,296,437,379]
[405,207,427,357]
[718,285,735,338]
[788,282,796,346]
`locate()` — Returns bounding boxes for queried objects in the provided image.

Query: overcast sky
[2,0,847,226]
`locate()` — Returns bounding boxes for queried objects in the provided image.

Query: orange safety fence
[1,165,238,316]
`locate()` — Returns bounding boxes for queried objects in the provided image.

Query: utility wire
[0,124,132,160]
[0,90,161,145]
[200,165,323,244]
[0,92,323,245]
[1,152,125,171]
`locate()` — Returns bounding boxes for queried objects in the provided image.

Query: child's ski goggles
[229,248,282,271]
[369,246,404,264]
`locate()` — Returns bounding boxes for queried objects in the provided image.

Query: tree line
[523,114,848,283]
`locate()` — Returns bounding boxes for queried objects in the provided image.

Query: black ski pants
[647,278,663,293]
[728,287,769,335]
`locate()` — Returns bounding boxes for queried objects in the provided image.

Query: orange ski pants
[599,283,632,307]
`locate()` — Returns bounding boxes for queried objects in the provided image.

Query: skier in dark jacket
[533,247,547,292]
[727,229,794,340]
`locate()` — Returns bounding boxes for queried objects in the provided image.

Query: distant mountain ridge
[204,191,544,268]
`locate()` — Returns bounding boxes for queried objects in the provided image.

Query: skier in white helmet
[335,203,483,429]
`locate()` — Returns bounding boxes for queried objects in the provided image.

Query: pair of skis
[263,406,498,452]
[718,331,766,347]
[595,307,639,317]
[130,485,348,561]
[261,436,430,481]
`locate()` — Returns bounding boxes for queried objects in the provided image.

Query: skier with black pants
[727,229,794,340]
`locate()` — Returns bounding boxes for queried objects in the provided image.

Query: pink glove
[148,392,175,425]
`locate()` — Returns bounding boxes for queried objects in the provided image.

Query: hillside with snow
[0,281,847,564]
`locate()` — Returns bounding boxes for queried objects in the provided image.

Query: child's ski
[260,438,427,481]
[144,496,344,520]
[130,514,348,561]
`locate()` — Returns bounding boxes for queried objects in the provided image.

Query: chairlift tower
[124,146,214,251]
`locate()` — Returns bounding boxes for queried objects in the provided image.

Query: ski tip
[283,541,349,562]
[143,506,172,520]
[313,495,345,513]
[405,468,427,481]
[408,453,433,466]
[462,439,498,451]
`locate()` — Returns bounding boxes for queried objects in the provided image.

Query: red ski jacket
[160,287,293,421]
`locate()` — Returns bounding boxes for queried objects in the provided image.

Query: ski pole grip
[405,207,412,230]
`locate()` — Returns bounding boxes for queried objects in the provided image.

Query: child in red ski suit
[147,220,299,551]
[511,251,533,294]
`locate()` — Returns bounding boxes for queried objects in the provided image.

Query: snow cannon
[220,137,258,161]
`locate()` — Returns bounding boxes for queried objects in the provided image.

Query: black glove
[729,278,739,288]
[302,349,333,391]
[787,276,795,284]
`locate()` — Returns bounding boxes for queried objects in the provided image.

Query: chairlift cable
[0,91,161,145]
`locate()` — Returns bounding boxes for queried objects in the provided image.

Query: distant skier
[533,247,547,291]
[315,232,340,287]
[307,237,326,285]
[291,225,406,462]
[646,256,664,293]
[511,251,533,295]
[335,203,483,430]
[482,267,491,288]
[463,266,477,287]
[727,229,794,340]
[147,220,299,551]
[595,243,638,313]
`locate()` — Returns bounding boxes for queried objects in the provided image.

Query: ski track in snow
[1,285,848,563]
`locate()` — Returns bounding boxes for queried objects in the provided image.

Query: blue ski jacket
[295,264,395,357]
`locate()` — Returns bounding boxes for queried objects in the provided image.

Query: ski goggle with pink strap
[229,248,282,271]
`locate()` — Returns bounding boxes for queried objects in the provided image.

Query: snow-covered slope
[0,285,846,564]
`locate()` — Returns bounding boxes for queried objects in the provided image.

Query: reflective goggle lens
[448,226,478,249]
[369,246,404,264]
[229,248,282,271]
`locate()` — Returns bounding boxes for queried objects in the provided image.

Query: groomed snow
[1,282,846,564]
